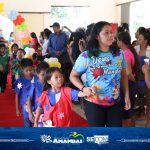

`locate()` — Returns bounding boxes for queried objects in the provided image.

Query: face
[53,26,60,33]
[38,70,46,83]
[138,34,147,45]
[97,25,114,48]
[135,31,139,39]
[17,50,24,59]
[12,46,18,53]
[47,71,64,89]
[0,47,6,55]
[22,66,34,80]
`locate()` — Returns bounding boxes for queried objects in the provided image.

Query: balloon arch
[0,2,31,49]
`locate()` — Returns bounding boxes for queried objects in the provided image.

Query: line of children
[11,48,25,89]
[27,61,49,126]
[0,43,9,92]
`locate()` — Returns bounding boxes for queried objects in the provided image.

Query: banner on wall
[0,128,150,150]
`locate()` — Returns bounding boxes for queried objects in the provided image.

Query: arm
[62,26,72,33]
[27,96,34,123]
[70,70,95,97]
[121,68,131,110]
[60,35,68,54]
[48,36,56,56]
[67,45,74,65]
[142,65,150,89]
[34,107,42,127]
[126,60,135,82]
[15,93,21,116]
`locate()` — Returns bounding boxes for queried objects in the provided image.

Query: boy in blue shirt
[27,61,49,126]
[15,58,36,127]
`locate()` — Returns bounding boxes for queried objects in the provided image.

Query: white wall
[89,0,117,23]
[1,0,120,42]
[1,0,50,12]
[51,0,118,23]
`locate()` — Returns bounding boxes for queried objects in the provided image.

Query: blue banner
[0,128,150,150]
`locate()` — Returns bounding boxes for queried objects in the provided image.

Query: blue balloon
[8,10,18,21]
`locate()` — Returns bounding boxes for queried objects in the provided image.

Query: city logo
[40,135,52,143]
[86,135,109,145]
[40,132,84,144]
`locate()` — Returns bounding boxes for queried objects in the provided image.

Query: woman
[70,21,131,127]
[135,30,150,124]
[42,28,52,58]
[117,31,140,126]
[30,32,39,52]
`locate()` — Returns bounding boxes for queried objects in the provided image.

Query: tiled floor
[73,103,147,127]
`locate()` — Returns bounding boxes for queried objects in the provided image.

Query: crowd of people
[0,21,150,127]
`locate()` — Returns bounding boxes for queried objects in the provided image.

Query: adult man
[48,22,70,81]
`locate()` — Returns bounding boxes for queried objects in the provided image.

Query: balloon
[20,30,30,38]
[0,3,4,13]
[8,10,19,20]
[13,15,25,26]
[24,47,35,58]
[44,58,61,68]
[16,23,28,31]
[21,37,30,45]
[22,44,30,49]
[111,23,118,32]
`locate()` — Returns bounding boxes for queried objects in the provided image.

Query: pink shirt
[123,49,135,67]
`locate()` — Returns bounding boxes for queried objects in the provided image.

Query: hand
[90,86,97,94]
[29,113,34,123]
[82,87,96,97]
[34,122,38,127]
[16,109,22,116]
[78,39,85,52]
[142,65,150,74]
[55,51,62,56]
[0,65,4,71]
[124,97,131,110]
[14,63,20,67]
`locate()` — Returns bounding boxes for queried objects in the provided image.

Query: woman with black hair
[70,21,131,127]
[30,32,39,52]
[42,28,52,58]
[117,31,140,126]
[135,29,150,126]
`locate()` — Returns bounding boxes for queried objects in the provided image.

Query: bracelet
[81,86,85,92]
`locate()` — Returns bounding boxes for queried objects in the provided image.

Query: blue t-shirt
[73,50,127,106]
[37,89,79,108]
[15,75,37,118]
[28,78,44,111]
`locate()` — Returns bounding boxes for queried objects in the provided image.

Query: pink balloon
[20,30,30,38]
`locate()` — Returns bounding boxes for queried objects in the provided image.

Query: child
[32,53,40,70]
[15,58,36,127]
[11,49,25,89]
[0,43,9,92]
[10,43,19,61]
[34,67,88,127]
[27,61,49,126]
